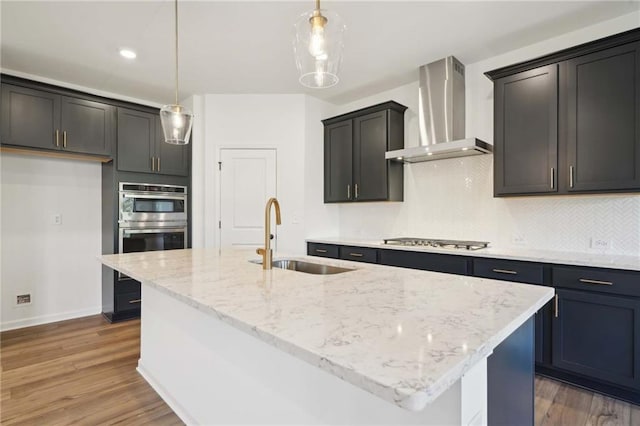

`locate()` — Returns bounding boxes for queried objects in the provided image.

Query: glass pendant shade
[293,7,345,89]
[160,104,193,145]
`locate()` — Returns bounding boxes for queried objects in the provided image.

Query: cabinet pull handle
[151,157,155,171]
[550,167,555,189]
[349,252,364,257]
[579,278,613,286]
[355,183,359,199]
[63,131,67,148]
[315,249,328,253]
[492,268,517,275]
[157,157,160,172]
[554,294,559,318]
[129,299,142,304]
[569,165,575,188]
[55,130,60,147]
[347,184,351,199]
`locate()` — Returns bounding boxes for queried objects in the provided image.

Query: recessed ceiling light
[119,48,137,59]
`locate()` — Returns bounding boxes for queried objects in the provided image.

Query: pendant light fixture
[160,0,193,145]
[293,0,346,89]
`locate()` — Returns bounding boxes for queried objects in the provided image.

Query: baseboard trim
[0,307,101,331]
[137,360,196,425]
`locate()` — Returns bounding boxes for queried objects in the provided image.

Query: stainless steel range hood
[386,56,492,163]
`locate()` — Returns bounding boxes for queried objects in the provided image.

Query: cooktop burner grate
[383,238,489,250]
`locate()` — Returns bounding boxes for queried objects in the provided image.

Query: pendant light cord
[174,0,179,105]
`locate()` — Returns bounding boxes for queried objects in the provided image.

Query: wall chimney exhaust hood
[386,56,492,163]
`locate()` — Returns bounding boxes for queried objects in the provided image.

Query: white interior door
[219,149,277,249]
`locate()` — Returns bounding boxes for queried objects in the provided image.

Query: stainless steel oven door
[119,192,187,224]
[117,226,187,280]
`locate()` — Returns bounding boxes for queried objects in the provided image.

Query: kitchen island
[101,248,554,425]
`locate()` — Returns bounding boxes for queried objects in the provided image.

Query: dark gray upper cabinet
[117,107,189,177]
[60,96,114,156]
[487,28,640,196]
[1,83,114,156]
[117,108,155,173]
[1,83,60,150]
[322,101,406,203]
[155,117,189,177]
[324,120,353,202]
[494,65,558,195]
[563,41,640,192]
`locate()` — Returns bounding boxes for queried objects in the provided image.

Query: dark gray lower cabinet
[488,317,535,426]
[379,249,470,275]
[308,242,640,403]
[552,288,640,390]
[102,273,141,323]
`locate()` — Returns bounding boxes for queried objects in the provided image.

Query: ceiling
[1,1,638,105]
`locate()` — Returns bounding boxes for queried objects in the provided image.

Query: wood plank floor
[1,315,638,425]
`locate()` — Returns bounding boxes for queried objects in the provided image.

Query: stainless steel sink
[250,259,354,275]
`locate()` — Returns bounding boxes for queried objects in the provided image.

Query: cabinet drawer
[307,242,339,259]
[379,250,470,275]
[553,266,640,298]
[474,258,545,284]
[339,246,378,263]
[115,279,141,295]
[115,292,142,312]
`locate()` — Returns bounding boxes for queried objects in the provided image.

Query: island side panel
[136,283,485,425]
[487,316,535,425]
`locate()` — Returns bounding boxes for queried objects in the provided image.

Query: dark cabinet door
[61,96,114,156]
[494,64,558,195]
[324,120,353,202]
[564,41,640,192]
[155,117,189,176]
[353,110,388,201]
[552,289,640,389]
[117,108,155,173]
[1,83,61,150]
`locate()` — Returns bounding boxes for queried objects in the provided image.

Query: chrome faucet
[256,197,281,270]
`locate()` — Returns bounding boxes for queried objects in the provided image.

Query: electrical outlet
[16,294,31,306]
[590,238,612,252]
[53,214,62,225]
[511,234,527,246]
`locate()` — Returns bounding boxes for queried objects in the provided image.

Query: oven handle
[122,228,187,236]
[121,193,186,201]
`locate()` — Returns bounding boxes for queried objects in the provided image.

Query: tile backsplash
[337,155,640,256]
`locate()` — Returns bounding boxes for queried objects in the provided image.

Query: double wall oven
[118,182,188,279]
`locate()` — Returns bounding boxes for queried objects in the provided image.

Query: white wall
[1,154,102,331]
[190,94,316,255]
[318,11,640,255]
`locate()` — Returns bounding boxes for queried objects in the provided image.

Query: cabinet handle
[347,184,351,199]
[55,130,60,147]
[492,268,518,275]
[151,157,155,172]
[579,278,613,286]
[129,299,142,304]
[315,249,328,253]
[554,294,559,318]
[157,157,160,172]
[550,167,555,189]
[355,183,359,199]
[569,165,574,188]
[63,131,67,148]
[349,252,364,257]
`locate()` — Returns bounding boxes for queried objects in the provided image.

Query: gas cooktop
[383,238,489,251]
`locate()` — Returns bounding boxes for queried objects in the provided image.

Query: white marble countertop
[307,238,640,271]
[101,248,553,412]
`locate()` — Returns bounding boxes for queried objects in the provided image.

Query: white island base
[139,284,489,425]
